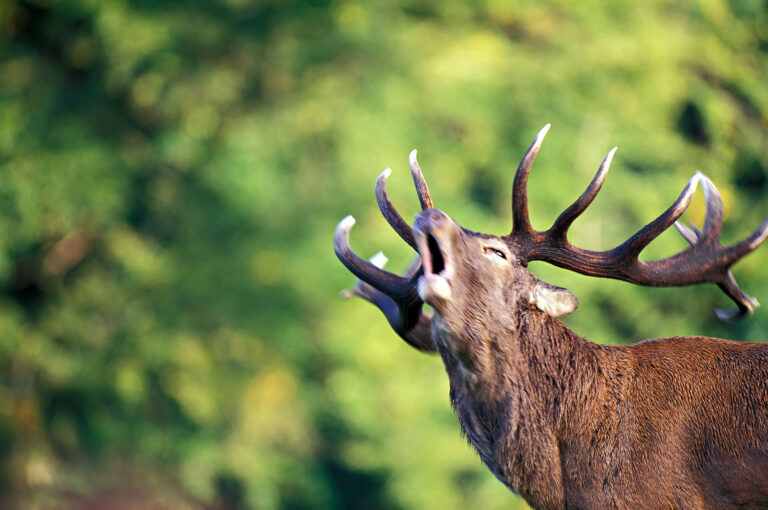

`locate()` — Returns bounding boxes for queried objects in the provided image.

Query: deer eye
[484,247,507,259]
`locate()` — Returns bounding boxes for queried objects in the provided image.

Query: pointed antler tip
[669,175,700,216]
[378,168,392,180]
[337,215,356,233]
[408,148,434,209]
[694,173,722,203]
[536,124,551,140]
[684,172,702,191]
[747,216,768,249]
[692,171,709,188]
[674,220,698,245]
[715,304,755,322]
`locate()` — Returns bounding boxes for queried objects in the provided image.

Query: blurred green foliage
[0,0,767,508]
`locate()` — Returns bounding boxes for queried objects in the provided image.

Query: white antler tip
[337,215,356,233]
[528,124,551,151]
[369,251,388,268]
[378,168,392,180]
[687,172,702,188]
[409,149,419,167]
[691,172,721,199]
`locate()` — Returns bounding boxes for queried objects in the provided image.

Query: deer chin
[419,272,452,303]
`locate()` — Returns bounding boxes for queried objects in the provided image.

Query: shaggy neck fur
[433,306,619,509]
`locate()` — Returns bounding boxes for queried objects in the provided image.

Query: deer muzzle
[414,209,455,305]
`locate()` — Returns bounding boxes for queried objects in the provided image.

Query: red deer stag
[334,125,768,509]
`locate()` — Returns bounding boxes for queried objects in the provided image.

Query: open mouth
[414,218,453,304]
[426,233,446,274]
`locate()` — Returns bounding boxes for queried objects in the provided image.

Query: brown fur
[439,309,768,509]
[417,211,768,509]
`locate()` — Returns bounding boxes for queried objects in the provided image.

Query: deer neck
[432,308,605,501]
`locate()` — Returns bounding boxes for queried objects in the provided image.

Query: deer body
[438,308,768,509]
[335,125,768,509]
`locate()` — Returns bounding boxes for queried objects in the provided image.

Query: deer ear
[531,281,578,318]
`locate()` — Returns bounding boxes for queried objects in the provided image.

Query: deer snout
[414,208,452,233]
[427,209,446,225]
[413,209,455,306]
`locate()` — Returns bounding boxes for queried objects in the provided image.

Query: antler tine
[376,150,438,250]
[694,173,768,265]
[675,174,768,263]
[698,173,724,243]
[512,124,551,236]
[338,248,435,351]
[615,172,700,260]
[674,221,701,245]
[671,174,768,318]
[340,251,389,300]
[715,272,759,321]
[409,150,434,210]
[672,189,762,320]
[334,216,413,297]
[714,214,768,319]
[550,147,617,240]
[338,251,408,327]
[376,168,418,250]
[723,216,768,264]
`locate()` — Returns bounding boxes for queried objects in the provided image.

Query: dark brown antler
[334,152,437,351]
[505,125,768,320]
[375,150,434,250]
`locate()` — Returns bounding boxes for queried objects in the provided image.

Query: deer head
[335,125,768,351]
[413,207,578,337]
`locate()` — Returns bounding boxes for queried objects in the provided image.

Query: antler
[505,125,768,320]
[334,151,437,351]
[375,150,434,250]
